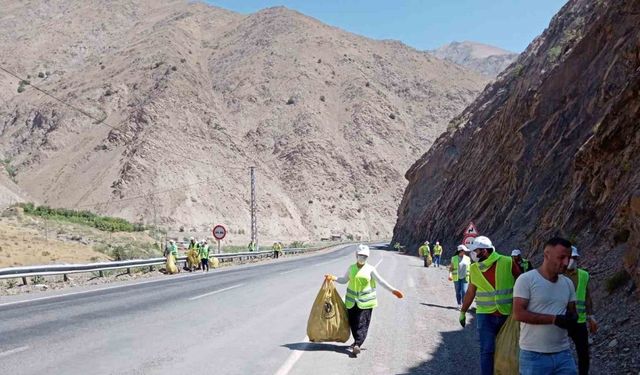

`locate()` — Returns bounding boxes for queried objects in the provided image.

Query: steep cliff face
[394,0,640,370]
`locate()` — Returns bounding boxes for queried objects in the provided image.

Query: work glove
[588,317,599,334]
[324,274,337,281]
[392,290,404,299]
[554,313,578,330]
[459,311,466,327]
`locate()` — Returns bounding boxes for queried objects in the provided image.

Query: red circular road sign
[212,225,227,240]
[463,234,477,247]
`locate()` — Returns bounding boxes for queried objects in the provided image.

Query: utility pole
[250,166,258,251]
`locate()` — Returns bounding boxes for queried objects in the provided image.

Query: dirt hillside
[0,0,488,242]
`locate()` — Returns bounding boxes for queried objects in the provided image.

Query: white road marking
[188,283,244,301]
[0,346,29,358]
[274,336,309,375]
[279,258,341,275]
[374,258,383,267]
[408,276,415,288]
[279,269,298,275]
[0,272,206,308]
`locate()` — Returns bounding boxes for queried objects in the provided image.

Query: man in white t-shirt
[513,237,578,375]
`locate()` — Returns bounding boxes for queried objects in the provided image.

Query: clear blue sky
[205,0,566,52]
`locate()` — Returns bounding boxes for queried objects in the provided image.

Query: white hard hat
[457,244,468,252]
[190,236,195,240]
[356,244,370,257]
[571,246,580,257]
[468,236,494,251]
[511,249,522,256]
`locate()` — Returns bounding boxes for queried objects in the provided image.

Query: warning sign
[464,222,479,237]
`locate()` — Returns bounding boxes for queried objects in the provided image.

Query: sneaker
[352,345,361,355]
[457,304,462,310]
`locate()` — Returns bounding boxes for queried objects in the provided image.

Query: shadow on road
[420,302,460,311]
[282,342,352,357]
[397,315,480,375]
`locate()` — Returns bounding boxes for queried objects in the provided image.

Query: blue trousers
[520,349,577,375]
[433,255,441,267]
[476,313,508,375]
[453,280,468,305]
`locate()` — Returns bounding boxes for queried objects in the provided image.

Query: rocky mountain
[430,41,518,77]
[394,0,640,371]
[0,0,488,242]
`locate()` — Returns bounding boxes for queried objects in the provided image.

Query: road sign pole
[217,239,221,254]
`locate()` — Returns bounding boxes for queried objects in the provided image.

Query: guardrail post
[63,274,69,282]
[99,270,104,277]
[149,265,154,272]
[22,277,27,285]
[127,268,131,275]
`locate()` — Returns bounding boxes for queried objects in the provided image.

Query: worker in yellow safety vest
[272,242,283,259]
[449,245,471,309]
[325,244,404,356]
[511,249,532,273]
[248,240,256,252]
[433,241,443,267]
[564,246,597,375]
[199,240,210,272]
[418,241,431,267]
[459,236,521,375]
[186,237,199,272]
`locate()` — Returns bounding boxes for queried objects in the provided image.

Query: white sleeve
[513,273,530,300]
[371,267,396,292]
[335,269,350,284]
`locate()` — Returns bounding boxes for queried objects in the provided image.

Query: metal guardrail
[0,246,330,282]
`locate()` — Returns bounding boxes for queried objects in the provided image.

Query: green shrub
[289,241,305,248]
[548,46,562,62]
[17,79,30,93]
[16,203,143,232]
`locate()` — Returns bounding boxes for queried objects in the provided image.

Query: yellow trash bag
[165,254,178,274]
[307,280,350,343]
[210,257,220,269]
[494,314,520,375]
[187,249,199,270]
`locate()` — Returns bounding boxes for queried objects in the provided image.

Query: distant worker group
[420,234,595,375]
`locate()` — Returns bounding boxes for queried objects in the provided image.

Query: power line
[0,65,118,130]
[1,64,257,172]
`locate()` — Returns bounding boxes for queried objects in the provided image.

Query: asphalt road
[0,244,479,375]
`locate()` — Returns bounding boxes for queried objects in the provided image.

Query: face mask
[475,250,489,262]
[470,251,479,263]
[568,259,577,270]
[356,255,367,265]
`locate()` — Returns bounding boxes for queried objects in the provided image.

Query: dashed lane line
[0,346,30,358]
[188,283,244,301]
[274,336,309,375]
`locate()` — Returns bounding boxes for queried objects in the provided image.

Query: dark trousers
[201,259,209,271]
[347,305,373,347]
[274,250,279,259]
[569,322,589,375]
